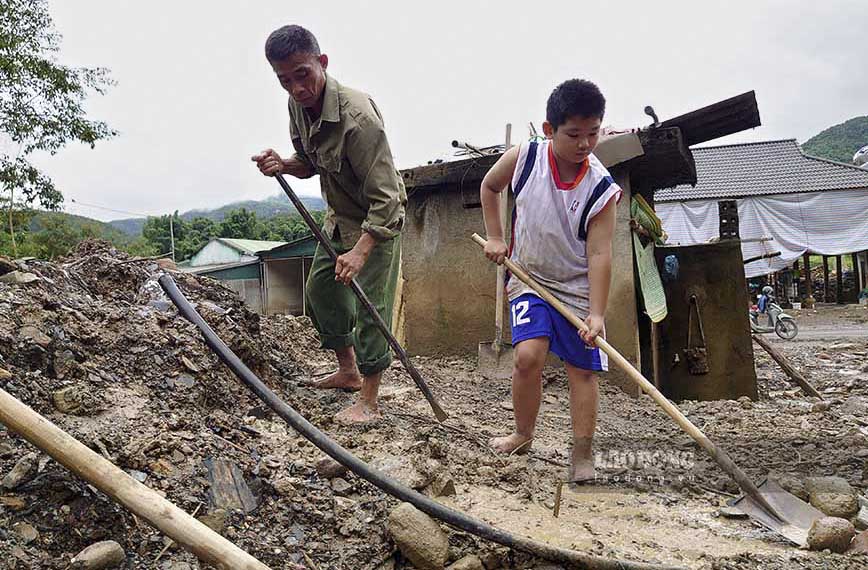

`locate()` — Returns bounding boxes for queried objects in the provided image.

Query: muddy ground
[1,242,867,569]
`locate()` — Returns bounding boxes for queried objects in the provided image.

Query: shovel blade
[478,342,513,380]
[729,479,825,546]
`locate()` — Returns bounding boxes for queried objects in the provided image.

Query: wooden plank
[205,458,258,514]
[659,91,761,146]
[751,334,824,399]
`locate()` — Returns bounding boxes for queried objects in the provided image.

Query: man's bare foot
[308,370,363,391]
[569,440,595,483]
[490,433,533,455]
[334,401,382,424]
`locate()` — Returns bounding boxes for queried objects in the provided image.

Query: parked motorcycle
[749,298,798,340]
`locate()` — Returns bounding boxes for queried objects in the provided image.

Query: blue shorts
[509,293,607,372]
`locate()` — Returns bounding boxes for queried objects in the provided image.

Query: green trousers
[304,235,401,376]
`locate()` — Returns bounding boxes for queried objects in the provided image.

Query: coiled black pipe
[158,274,684,570]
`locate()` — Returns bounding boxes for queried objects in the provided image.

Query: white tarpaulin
[656,188,868,278]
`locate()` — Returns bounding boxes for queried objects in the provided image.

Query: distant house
[186,238,287,270]
[258,236,317,315]
[655,139,868,297]
[182,236,316,315]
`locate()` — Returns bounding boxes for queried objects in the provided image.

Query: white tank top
[506,139,622,318]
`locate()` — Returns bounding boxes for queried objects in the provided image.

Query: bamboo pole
[0,387,270,570]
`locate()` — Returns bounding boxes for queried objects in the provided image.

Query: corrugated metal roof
[655,139,868,203]
[218,238,286,254]
[183,259,260,275]
[259,234,317,260]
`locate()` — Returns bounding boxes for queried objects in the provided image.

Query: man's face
[270,52,329,110]
[544,115,602,164]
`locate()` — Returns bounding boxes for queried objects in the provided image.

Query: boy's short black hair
[546,79,606,129]
[265,25,320,61]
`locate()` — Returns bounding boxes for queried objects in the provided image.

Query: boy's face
[543,115,602,164]
[270,52,329,110]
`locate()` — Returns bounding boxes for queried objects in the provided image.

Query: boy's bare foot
[334,401,382,424]
[569,439,595,482]
[490,433,533,455]
[308,370,363,391]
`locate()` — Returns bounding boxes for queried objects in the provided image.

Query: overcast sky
[36,0,868,222]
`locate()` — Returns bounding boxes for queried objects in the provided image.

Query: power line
[68,198,176,262]
[68,198,162,219]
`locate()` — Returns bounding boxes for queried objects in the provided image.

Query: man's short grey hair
[265,25,320,61]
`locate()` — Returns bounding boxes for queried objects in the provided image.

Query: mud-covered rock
[12,522,38,544]
[70,540,126,569]
[850,529,868,554]
[806,516,855,553]
[316,456,348,479]
[387,503,449,570]
[52,385,103,415]
[2,452,37,490]
[806,476,860,519]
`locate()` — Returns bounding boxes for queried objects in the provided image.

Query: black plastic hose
[158,274,683,570]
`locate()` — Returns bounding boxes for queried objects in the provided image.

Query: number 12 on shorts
[512,300,531,326]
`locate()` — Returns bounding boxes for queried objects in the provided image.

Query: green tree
[142,212,183,257]
[1,0,116,255]
[218,208,259,239]
[0,198,33,256]
[119,236,159,258]
[175,216,216,260]
[26,214,101,259]
[260,210,326,241]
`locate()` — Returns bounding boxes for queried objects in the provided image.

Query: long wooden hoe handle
[470,233,783,522]
[0,387,271,570]
[275,174,448,422]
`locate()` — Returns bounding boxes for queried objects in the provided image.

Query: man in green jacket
[252,25,406,424]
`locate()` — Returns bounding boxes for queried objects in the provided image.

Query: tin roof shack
[258,236,317,316]
[187,238,287,270]
[398,92,762,397]
[182,238,287,314]
[182,236,316,317]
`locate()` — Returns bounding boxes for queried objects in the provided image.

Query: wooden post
[0,388,271,570]
[651,322,661,390]
[863,251,868,289]
[852,252,861,299]
[802,253,815,308]
[300,257,307,317]
[793,260,800,299]
[836,255,844,304]
[752,335,823,399]
[822,256,830,302]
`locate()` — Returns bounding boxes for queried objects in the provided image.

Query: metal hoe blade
[729,479,825,546]
[478,341,513,380]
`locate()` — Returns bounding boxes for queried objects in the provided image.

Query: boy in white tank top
[479,79,620,482]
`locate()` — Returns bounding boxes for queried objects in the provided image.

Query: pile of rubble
[0,242,409,569]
